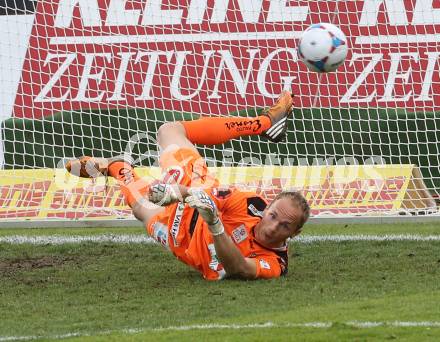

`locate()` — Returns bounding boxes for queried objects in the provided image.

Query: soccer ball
[297,23,348,73]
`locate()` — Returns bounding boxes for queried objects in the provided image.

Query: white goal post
[0,0,439,226]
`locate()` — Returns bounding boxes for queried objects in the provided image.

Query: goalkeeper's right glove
[185,188,225,236]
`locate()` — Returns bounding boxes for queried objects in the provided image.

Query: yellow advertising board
[0,165,436,220]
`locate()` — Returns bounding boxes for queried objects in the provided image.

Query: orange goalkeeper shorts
[157,147,218,189]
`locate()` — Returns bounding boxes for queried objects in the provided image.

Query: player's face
[254,197,302,248]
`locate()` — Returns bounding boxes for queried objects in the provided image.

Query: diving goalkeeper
[66,91,310,280]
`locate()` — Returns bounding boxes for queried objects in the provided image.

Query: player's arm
[211,233,257,279]
[185,189,257,279]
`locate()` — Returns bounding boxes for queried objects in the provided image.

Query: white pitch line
[152,322,332,331]
[1,234,440,245]
[0,234,155,245]
[0,332,84,342]
[296,234,440,243]
[1,321,440,341]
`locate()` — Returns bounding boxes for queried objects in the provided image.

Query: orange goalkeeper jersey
[146,147,288,280]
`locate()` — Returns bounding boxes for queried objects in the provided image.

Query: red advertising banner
[13,0,440,119]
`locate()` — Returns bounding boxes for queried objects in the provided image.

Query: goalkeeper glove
[185,188,225,236]
[148,183,181,206]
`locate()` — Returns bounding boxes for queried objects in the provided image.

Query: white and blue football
[297,23,348,73]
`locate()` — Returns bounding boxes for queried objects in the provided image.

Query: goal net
[0,0,439,222]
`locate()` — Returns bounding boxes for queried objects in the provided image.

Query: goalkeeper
[67,91,310,280]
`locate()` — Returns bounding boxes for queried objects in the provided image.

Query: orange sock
[108,161,150,208]
[181,115,271,145]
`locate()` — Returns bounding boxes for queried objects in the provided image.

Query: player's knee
[157,122,186,146]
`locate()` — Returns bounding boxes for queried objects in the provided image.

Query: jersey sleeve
[252,256,283,279]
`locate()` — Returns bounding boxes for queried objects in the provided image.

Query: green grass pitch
[1,223,440,341]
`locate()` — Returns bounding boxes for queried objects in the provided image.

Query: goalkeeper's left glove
[185,188,225,236]
[148,183,181,206]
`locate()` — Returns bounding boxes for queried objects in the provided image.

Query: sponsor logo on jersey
[247,197,267,218]
[212,188,232,200]
[207,243,226,279]
[259,259,271,270]
[170,202,185,246]
[232,224,248,244]
[248,204,263,217]
[152,221,169,249]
